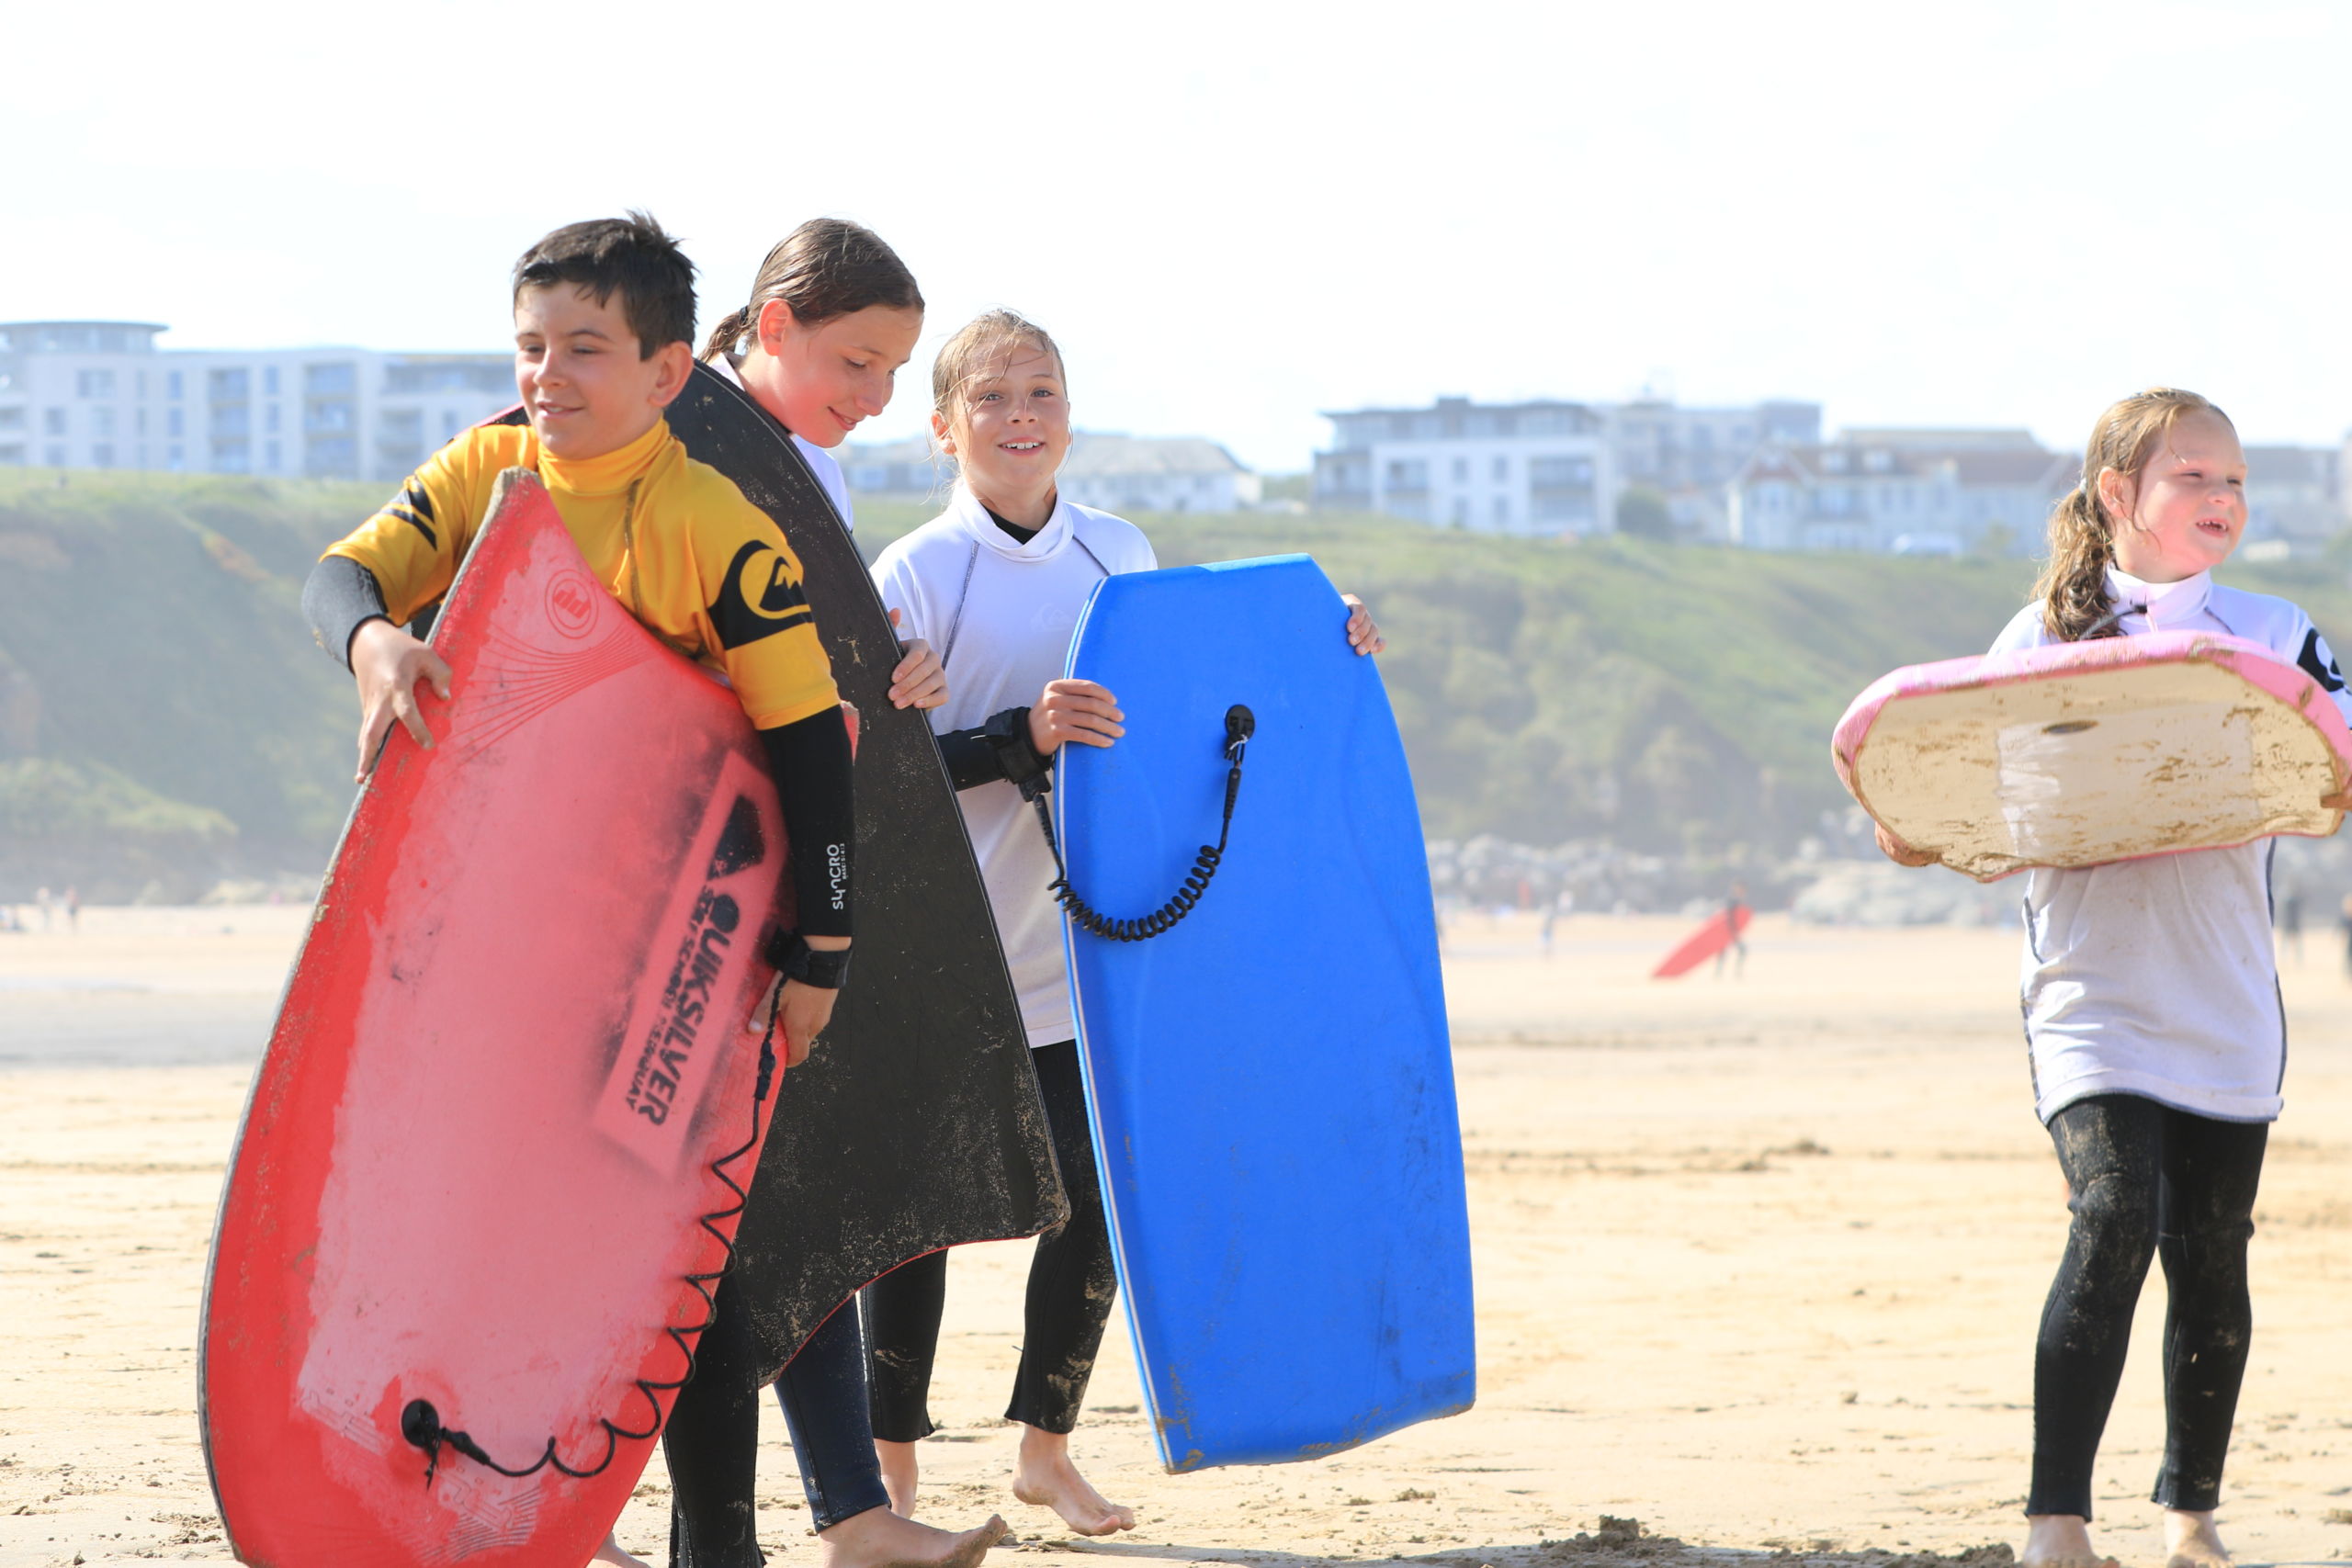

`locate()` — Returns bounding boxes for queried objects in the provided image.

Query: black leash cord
[399,974,787,1486]
[1030,705,1253,943]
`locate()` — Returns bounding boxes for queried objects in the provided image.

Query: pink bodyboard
[202,472,790,1565]
[1833,631,2352,881]
[1652,906,1752,979]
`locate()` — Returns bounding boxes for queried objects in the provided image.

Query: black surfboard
[660,362,1063,1378]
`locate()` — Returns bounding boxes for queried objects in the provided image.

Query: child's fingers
[420,648,455,702]
[393,691,435,750]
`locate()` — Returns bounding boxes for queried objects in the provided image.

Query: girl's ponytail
[701,304,755,363]
[2030,388,2233,642]
[702,219,922,364]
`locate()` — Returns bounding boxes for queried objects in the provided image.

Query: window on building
[0,445,23,466]
[1493,496,1510,525]
[137,370,147,399]
[0,409,21,432]
[210,367,250,401]
[264,367,280,396]
[1452,497,1471,525]
[167,444,184,469]
[92,444,114,468]
[93,407,116,437]
[1385,458,1428,491]
[1451,457,1469,482]
[266,440,281,470]
[45,445,66,467]
[43,408,66,436]
[306,363,357,397]
[76,369,116,399]
[1492,455,1509,482]
[168,371,184,400]
[168,408,185,437]
[1530,455,1594,487]
[266,404,281,434]
[135,408,147,436]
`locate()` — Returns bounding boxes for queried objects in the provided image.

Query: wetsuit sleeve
[322,434,487,626]
[302,554,390,670]
[760,705,854,939]
[934,707,1050,793]
[2289,614,2352,728]
[694,499,841,729]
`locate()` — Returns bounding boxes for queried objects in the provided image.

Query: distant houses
[1312,394,2352,555]
[0,320,513,482]
[1726,430,2078,555]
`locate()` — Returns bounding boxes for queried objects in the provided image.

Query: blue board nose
[1056,553,1476,1472]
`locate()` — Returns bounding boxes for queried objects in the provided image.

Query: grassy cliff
[3,474,2343,897]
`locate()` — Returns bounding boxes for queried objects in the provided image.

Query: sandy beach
[4,905,2348,1568]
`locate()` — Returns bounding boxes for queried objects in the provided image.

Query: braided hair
[2032,388,2233,641]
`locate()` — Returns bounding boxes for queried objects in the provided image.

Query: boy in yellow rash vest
[306,210,855,1066]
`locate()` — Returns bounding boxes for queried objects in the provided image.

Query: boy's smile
[514,283,690,461]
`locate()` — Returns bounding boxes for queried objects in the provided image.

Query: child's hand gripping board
[202,472,788,1567]
[1833,631,2352,882]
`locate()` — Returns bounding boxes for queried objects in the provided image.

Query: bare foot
[2164,1509,2232,1568]
[590,1533,652,1568]
[2020,1514,2119,1568]
[876,1437,922,1517]
[818,1503,1006,1568]
[1012,1426,1136,1537]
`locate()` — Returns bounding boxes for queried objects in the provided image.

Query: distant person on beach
[1878,389,2352,1568]
[63,886,78,932]
[1713,882,1747,977]
[35,886,51,931]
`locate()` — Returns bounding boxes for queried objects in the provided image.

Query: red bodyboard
[1650,906,1751,980]
[201,472,787,1565]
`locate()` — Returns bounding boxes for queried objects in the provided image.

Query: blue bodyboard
[1056,554,1475,1472]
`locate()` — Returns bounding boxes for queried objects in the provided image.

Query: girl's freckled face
[946,348,1071,499]
[2106,411,2247,583]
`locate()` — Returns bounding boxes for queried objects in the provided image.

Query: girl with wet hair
[863,311,1384,1538]
[601,220,1002,1568]
[1879,389,2352,1568]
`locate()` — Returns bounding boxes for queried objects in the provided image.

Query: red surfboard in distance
[1651,906,1752,980]
[201,471,790,1566]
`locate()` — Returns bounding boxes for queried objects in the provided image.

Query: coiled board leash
[398,974,789,1485]
[1027,705,1254,942]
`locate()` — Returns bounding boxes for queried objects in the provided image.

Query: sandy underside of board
[1852,659,2341,879]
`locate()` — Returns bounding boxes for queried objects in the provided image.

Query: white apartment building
[2241,444,2343,549]
[0,321,514,483]
[1727,430,2075,554]
[1312,397,1618,535]
[1311,395,1821,537]
[842,430,1261,513]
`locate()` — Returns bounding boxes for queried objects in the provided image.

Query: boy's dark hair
[701,218,923,361]
[512,210,695,359]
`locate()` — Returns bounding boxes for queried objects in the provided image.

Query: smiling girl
[605,220,1001,1568]
[864,311,1381,1537]
[1881,389,2352,1568]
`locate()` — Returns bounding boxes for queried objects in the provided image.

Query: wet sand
[3,907,2349,1568]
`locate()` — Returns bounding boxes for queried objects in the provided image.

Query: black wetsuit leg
[667,1280,888,1565]
[1005,1040,1119,1435]
[2028,1094,2267,1518]
[863,1249,949,1442]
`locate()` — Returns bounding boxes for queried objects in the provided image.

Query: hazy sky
[9,0,2348,471]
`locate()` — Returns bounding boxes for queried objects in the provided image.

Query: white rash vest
[870,486,1157,1047]
[1990,566,2352,1124]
